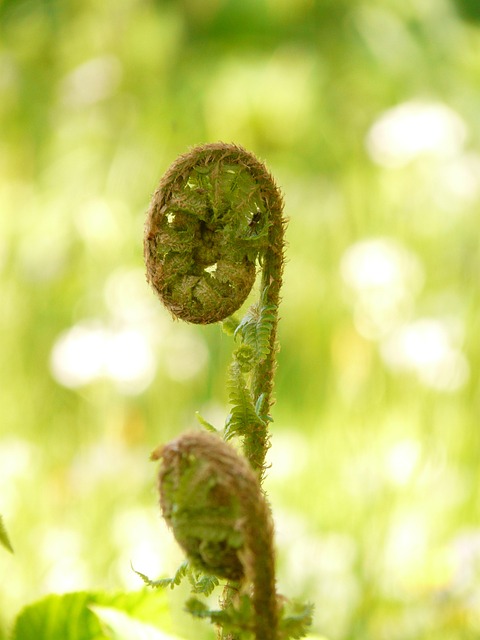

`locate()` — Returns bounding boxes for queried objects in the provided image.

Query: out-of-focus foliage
[11,589,182,640]
[1,0,479,639]
[0,514,14,553]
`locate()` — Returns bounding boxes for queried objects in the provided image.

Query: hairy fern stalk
[144,143,312,640]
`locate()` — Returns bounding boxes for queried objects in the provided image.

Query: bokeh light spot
[50,321,156,394]
[366,101,467,168]
[381,318,469,392]
[341,237,423,339]
[385,439,421,486]
[61,56,122,107]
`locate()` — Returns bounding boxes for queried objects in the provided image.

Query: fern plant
[143,143,313,640]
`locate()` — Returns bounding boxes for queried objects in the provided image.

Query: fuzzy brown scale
[144,143,281,324]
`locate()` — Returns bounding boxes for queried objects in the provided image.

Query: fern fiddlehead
[151,431,277,640]
[144,144,309,640]
[145,142,285,474]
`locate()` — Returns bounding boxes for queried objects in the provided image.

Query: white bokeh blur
[49,268,209,394]
[341,238,469,392]
[366,100,467,168]
[61,55,122,107]
[50,321,156,394]
[384,438,421,487]
[381,318,469,392]
[341,237,423,339]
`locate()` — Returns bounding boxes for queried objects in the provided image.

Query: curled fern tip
[144,142,283,324]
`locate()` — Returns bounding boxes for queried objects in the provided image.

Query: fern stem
[247,183,285,475]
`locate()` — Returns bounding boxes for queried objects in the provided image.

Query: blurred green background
[1,0,480,638]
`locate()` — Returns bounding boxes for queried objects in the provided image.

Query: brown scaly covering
[144,142,284,325]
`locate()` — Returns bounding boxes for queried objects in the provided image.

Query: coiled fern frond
[144,143,283,325]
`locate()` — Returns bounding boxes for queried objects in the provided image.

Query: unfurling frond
[187,569,219,597]
[279,601,314,640]
[132,560,189,590]
[234,288,276,364]
[195,411,218,433]
[185,594,254,638]
[224,361,265,441]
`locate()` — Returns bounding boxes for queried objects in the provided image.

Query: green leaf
[12,592,108,640]
[96,590,172,624]
[232,343,255,373]
[90,606,186,640]
[234,291,275,364]
[279,601,314,640]
[195,411,218,434]
[132,561,189,590]
[0,514,13,553]
[221,315,240,336]
[12,590,175,640]
[184,597,209,618]
[187,569,219,596]
[224,362,265,441]
[185,594,254,637]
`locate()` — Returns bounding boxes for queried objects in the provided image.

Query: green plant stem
[222,155,284,637]
[247,196,285,476]
[219,475,278,640]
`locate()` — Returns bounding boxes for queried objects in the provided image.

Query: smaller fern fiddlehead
[152,431,277,640]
